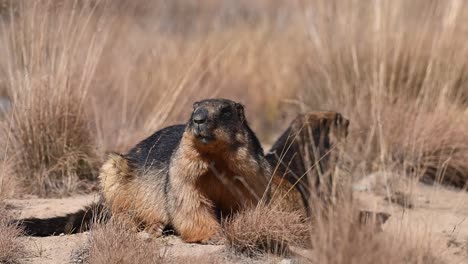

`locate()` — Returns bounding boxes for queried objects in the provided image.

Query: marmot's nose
[192,109,208,125]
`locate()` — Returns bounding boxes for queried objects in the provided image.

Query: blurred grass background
[0,0,466,198]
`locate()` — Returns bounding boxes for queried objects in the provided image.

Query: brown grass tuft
[0,0,467,262]
[0,155,17,200]
[309,200,445,264]
[0,1,109,197]
[224,204,310,257]
[169,255,223,264]
[0,209,26,264]
[392,109,468,188]
[299,0,468,189]
[87,219,165,264]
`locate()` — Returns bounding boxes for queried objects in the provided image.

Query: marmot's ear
[193,101,200,109]
[236,103,245,122]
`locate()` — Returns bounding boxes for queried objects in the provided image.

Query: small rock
[137,231,152,242]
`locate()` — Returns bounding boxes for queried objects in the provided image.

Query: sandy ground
[356,183,468,264]
[7,195,100,219]
[6,183,468,264]
[6,195,280,263]
[6,195,98,264]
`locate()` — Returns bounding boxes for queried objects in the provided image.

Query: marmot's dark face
[187,98,246,147]
[294,112,350,142]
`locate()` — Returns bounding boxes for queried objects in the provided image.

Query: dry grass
[379,108,468,188]
[0,209,26,264]
[0,0,465,198]
[224,204,310,257]
[0,1,109,197]
[169,255,224,264]
[0,0,467,263]
[86,219,165,264]
[0,156,17,200]
[308,200,445,264]
[0,1,299,197]
[299,0,468,188]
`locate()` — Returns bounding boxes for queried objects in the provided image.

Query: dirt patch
[6,183,468,263]
[355,184,468,263]
[21,233,88,264]
[7,195,292,263]
[7,195,99,219]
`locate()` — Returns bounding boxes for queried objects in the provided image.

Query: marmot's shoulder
[126,124,186,170]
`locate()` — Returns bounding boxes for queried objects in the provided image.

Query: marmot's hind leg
[99,153,169,236]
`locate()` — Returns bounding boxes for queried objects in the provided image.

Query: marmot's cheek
[212,130,229,143]
[200,126,211,137]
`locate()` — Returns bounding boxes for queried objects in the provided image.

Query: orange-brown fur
[270,175,306,213]
[167,129,271,242]
[99,154,169,234]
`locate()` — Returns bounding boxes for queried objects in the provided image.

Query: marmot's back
[126,124,185,170]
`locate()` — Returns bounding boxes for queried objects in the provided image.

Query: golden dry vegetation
[0,0,467,263]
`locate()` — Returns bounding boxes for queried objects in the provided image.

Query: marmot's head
[186,98,247,150]
[292,111,350,143]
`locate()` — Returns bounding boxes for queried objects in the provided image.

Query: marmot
[17,106,389,239]
[101,98,271,242]
[266,112,390,228]
[18,98,272,243]
[267,111,350,215]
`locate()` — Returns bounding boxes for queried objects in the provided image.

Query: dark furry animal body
[266,112,390,229]
[17,106,389,240]
[266,112,350,214]
[18,98,272,242]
